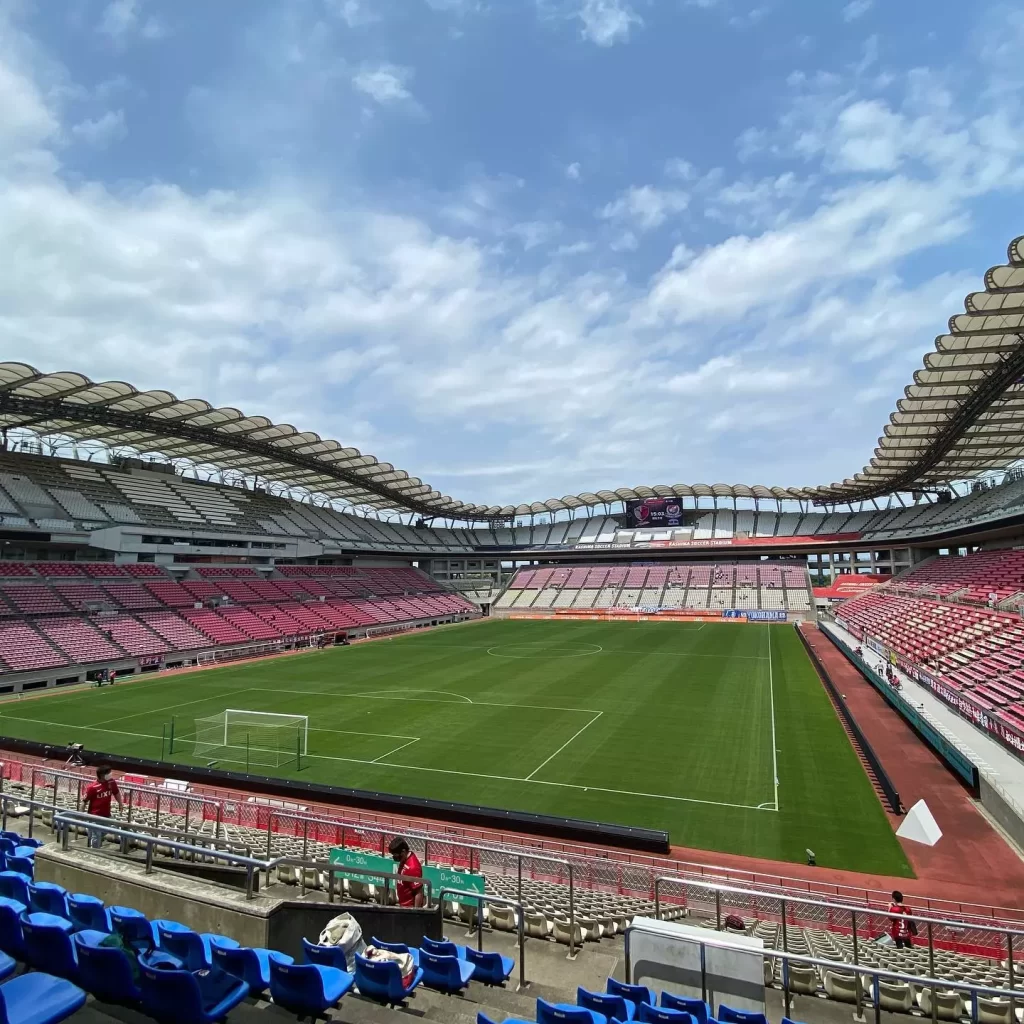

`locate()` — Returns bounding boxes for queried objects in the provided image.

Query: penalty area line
[526,711,603,781]
[370,737,421,764]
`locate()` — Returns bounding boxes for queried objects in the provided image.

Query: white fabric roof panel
[2,235,1023,516]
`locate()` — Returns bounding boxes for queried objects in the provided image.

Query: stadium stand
[0,561,476,676]
[496,562,812,616]
[0,750,1018,1024]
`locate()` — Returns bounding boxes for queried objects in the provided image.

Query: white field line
[525,711,604,781]
[0,714,776,813]
[100,689,260,727]
[403,642,765,661]
[768,625,780,812]
[370,737,421,764]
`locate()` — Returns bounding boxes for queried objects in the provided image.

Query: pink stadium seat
[96,615,169,657]
[36,617,124,664]
[139,611,211,650]
[0,622,68,672]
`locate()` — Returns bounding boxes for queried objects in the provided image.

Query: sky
[2,0,1023,510]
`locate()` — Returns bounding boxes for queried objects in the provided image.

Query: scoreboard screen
[624,497,686,528]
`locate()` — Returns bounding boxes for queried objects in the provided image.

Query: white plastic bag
[315,912,365,969]
[363,945,416,987]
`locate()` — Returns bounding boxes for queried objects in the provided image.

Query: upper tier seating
[893,550,1024,605]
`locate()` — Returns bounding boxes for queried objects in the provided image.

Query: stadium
[0,235,1021,1022]
[4,2,1024,1021]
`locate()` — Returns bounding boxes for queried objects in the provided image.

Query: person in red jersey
[84,765,122,848]
[888,890,915,948]
[389,837,424,908]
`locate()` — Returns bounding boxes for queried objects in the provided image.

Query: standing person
[888,890,915,948]
[388,837,424,908]
[83,765,122,849]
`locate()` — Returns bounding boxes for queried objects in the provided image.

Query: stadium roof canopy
[2,235,1023,520]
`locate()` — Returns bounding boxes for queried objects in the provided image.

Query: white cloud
[352,63,414,105]
[327,0,377,27]
[665,158,696,180]
[565,161,582,180]
[97,0,165,43]
[552,0,638,46]
[600,185,689,231]
[71,110,127,148]
[842,0,873,22]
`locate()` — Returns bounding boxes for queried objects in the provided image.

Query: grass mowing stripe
[0,619,911,875]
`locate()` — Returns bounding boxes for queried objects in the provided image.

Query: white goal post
[193,709,309,767]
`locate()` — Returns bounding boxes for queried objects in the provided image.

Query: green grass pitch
[0,619,910,876]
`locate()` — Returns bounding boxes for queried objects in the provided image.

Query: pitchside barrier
[4,754,1024,950]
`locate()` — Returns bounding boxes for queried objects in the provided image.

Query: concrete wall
[34,846,273,949]
[979,776,1024,854]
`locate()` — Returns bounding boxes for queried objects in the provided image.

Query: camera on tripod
[65,743,85,767]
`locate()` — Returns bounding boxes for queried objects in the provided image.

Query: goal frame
[221,709,309,755]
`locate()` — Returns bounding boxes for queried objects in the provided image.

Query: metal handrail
[53,812,269,898]
[54,808,251,857]
[623,925,1024,1024]
[654,873,1024,941]
[438,887,527,990]
[264,808,578,954]
[52,811,436,906]
[271,857,434,908]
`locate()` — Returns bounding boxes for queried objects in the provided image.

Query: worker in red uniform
[84,765,122,848]
[389,837,424,908]
[888,890,915,948]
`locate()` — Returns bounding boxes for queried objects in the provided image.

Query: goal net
[193,709,308,768]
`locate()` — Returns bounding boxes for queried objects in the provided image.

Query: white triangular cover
[896,799,942,846]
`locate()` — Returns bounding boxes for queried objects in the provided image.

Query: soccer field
[0,619,910,875]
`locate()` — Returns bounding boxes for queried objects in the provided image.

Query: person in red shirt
[84,765,122,848]
[388,837,424,908]
[888,890,914,948]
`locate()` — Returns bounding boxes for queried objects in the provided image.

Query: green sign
[425,865,486,907]
[328,848,394,886]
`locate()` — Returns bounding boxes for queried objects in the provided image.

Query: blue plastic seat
[109,906,157,949]
[0,972,87,1024]
[717,1008,767,1024]
[154,920,238,971]
[538,998,607,1024]
[73,929,142,1006]
[0,841,15,859]
[269,959,353,1016]
[0,875,30,908]
[465,947,514,986]
[371,937,420,966]
[301,937,352,972]
[6,858,33,881]
[0,953,14,984]
[20,913,77,983]
[662,995,712,1024]
[3,835,41,850]
[639,1003,695,1024]
[419,949,476,994]
[607,979,655,1014]
[477,1014,532,1024]
[579,987,635,1021]
[212,941,293,998]
[139,961,248,1024]
[354,953,423,1005]
[67,894,109,934]
[421,936,464,958]
[28,884,68,919]
[0,900,26,959]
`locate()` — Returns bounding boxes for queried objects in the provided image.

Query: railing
[262,808,581,955]
[51,810,435,907]
[653,875,1024,966]
[623,924,1024,1024]
[53,811,269,899]
[439,888,527,990]
[4,753,1023,933]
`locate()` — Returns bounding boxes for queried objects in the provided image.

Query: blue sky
[2,0,1023,509]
